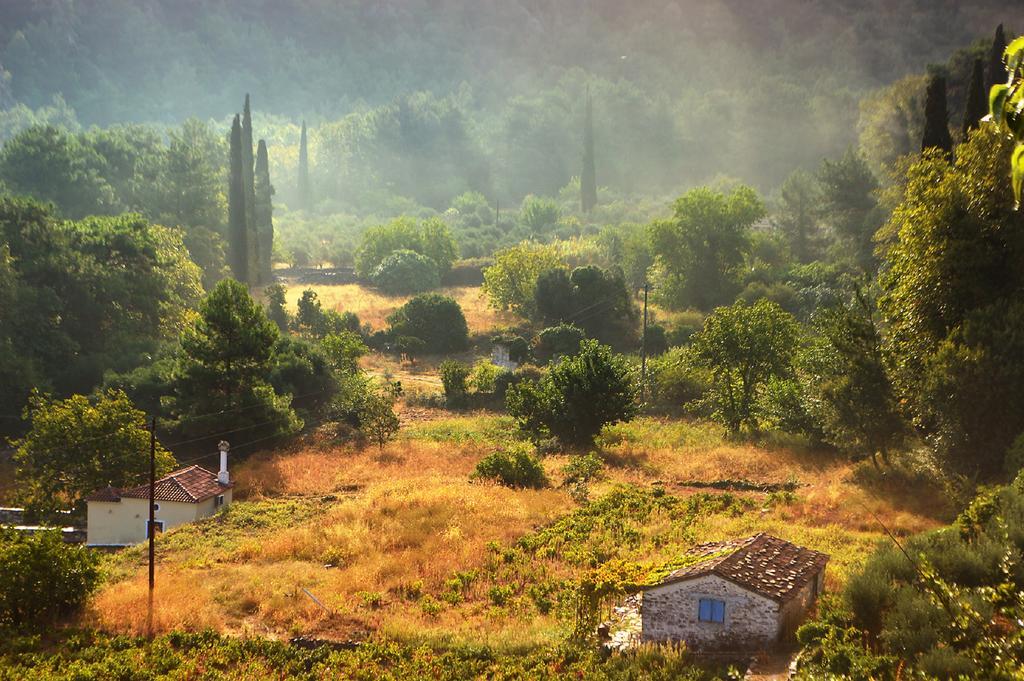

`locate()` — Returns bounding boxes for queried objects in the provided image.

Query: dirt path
[744,650,796,680]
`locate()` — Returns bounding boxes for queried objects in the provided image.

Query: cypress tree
[242,94,259,280]
[580,89,597,213]
[962,58,987,138]
[255,139,275,285]
[297,120,310,212]
[987,24,1009,91]
[228,114,249,284]
[921,74,952,154]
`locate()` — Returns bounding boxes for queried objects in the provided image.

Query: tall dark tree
[921,74,952,154]
[297,120,311,212]
[580,89,597,213]
[254,139,274,284]
[962,58,988,138]
[987,24,1009,91]
[241,95,258,279]
[228,114,248,284]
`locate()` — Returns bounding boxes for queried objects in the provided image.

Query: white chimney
[217,441,230,485]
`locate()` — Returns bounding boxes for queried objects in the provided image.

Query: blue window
[698,598,725,623]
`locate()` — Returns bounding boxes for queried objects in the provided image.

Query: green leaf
[1011,143,1024,210]
[990,85,1010,125]
[1005,36,1024,64]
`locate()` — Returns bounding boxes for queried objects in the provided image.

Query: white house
[638,533,828,651]
[85,445,233,547]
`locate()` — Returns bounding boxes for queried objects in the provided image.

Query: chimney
[218,441,230,485]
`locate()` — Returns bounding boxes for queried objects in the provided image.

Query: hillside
[89,408,950,643]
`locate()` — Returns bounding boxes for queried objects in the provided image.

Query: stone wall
[640,574,780,651]
[778,567,824,642]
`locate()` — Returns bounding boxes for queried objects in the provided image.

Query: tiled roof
[646,533,829,603]
[87,466,231,504]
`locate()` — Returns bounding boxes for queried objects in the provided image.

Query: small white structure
[491,341,519,371]
[638,533,828,651]
[85,443,233,547]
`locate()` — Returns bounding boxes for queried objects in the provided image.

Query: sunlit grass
[282,283,519,334]
[88,410,953,643]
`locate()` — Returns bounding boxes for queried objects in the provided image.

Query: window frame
[698,598,726,623]
[215,494,225,508]
[147,519,165,537]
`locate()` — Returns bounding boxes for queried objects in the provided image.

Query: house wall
[777,567,824,642]
[87,489,231,546]
[641,574,780,650]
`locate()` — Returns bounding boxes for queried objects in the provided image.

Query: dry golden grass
[91,437,571,639]
[89,414,952,643]
[283,283,520,334]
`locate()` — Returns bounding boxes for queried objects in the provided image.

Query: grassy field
[87,410,952,646]
[281,282,521,334]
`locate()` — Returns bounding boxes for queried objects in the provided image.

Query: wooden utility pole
[146,416,156,638]
[640,282,649,402]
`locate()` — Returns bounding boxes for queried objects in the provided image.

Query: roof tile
[649,533,829,602]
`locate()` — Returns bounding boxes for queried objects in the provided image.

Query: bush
[387,294,469,354]
[646,346,708,413]
[371,249,440,295]
[507,340,639,448]
[534,323,585,364]
[0,529,100,630]
[562,452,605,502]
[472,447,548,489]
[439,360,470,408]
[468,360,502,393]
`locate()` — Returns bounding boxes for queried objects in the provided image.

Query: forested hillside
[0,0,1006,201]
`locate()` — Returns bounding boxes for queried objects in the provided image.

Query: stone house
[85,452,232,547]
[490,341,519,371]
[638,533,828,651]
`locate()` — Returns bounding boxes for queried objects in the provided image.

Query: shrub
[387,294,469,354]
[468,360,502,393]
[507,340,639,448]
[562,452,605,502]
[370,249,440,295]
[646,346,709,413]
[439,360,471,408]
[534,323,585,364]
[0,529,100,630]
[473,447,548,489]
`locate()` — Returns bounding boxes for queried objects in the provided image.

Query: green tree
[371,249,440,295]
[689,299,800,435]
[360,382,401,449]
[879,127,1024,477]
[387,293,469,354]
[987,23,1009,91]
[354,217,456,278]
[241,95,258,280]
[482,242,562,317]
[13,390,175,519]
[519,195,561,235]
[320,331,368,375]
[921,74,952,153]
[803,293,906,468]
[580,89,597,213]
[172,279,300,441]
[817,149,883,271]
[439,359,471,408]
[254,139,274,284]
[0,125,115,219]
[506,339,638,448]
[775,169,823,263]
[265,283,290,331]
[962,58,987,138]
[297,120,311,211]
[227,114,249,284]
[534,265,637,348]
[649,185,764,310]
[0,529,100,631]
[157,119,228,288]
